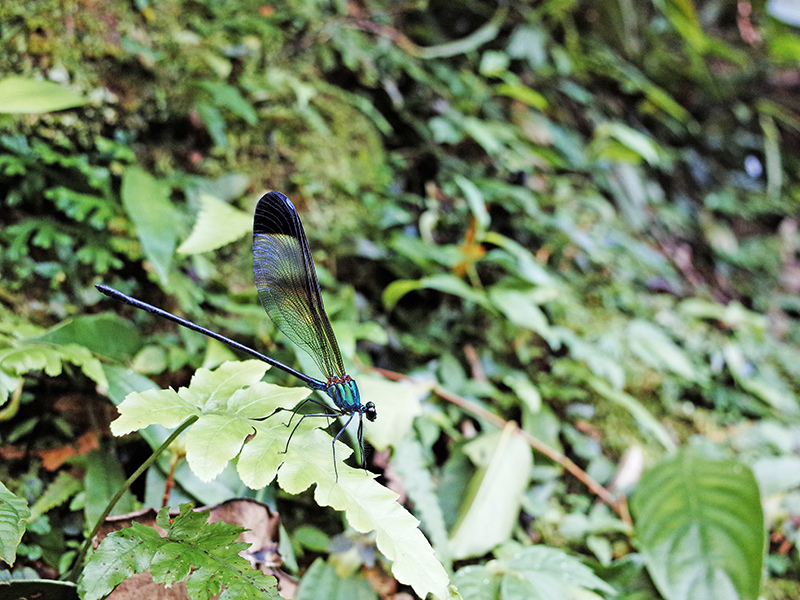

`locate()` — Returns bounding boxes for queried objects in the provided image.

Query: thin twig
[373,367,631,526]
[64,415,199,582]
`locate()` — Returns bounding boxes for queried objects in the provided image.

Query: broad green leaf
[453,565,501,600]
[453,545,614,600]
[631,451,765,600]
[504,545,615,597]
[84,450,137,526]
[296,558,377,600]
[103,364,246,505]
[383,274,493,311]
[236,419,291,488]
[489,287,552,341]
[240,420,453,598]
[358,375,427,450]
[37,313,142,362]
[177,192,252,254]
[121,167,177,285]
[0,481,30,565]
[111,361,308,438]
[449,425,533,559]
[227,381,310,419]
[184,360,270,410]
[0,76,88,113]
[108,361,451,599]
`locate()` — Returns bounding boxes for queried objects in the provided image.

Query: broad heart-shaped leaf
[177,191,252,254]
[448,425,533,560]
[121,167,177,285]
[0,76,88,113]
[630,450,765,600]
[0,481,30,565]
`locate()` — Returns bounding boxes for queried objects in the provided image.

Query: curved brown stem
[373,367,632,527]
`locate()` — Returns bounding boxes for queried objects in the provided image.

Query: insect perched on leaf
[97,191,376,478]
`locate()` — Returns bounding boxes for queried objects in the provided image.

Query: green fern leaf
[0,341,107,388]
[79,504,278,600]
[28,471,82,522]
[240,423,452,599]
[111,360,454,599]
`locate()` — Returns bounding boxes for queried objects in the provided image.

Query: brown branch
[372,367,632,526]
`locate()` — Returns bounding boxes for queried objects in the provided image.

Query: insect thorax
[324,376,361,413]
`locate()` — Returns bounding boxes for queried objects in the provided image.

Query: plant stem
[63,415,199,582]
[373,367,632,526]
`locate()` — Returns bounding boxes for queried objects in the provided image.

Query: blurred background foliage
[1,0,800,598]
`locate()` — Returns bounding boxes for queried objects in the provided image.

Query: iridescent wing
[252,191,345,380]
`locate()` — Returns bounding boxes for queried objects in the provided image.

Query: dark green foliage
[1,0,799,598]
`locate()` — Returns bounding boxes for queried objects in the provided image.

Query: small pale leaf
[177,192,253,254]
[0,76,88,113]
[449,425,533,559]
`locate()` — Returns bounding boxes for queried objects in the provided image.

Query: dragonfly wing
[252,191,345,380]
